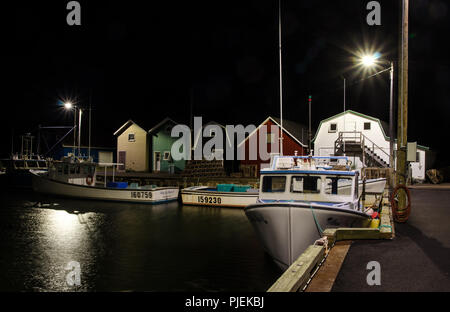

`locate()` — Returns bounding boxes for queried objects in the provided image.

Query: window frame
[262,176,287,193]
[128,133,136,142]
[290,175,322,194]
[329,123,338,133]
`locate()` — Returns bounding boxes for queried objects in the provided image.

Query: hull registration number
[131,191,153,199]
[197,195,222,204]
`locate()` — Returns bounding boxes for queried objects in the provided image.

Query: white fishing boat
[31,157,179,204]
[181,184,259,208]
[245,156,375,270]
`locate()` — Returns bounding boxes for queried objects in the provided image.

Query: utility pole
[396,0,409,204]
[308,95,312,154]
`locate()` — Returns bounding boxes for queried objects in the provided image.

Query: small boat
[31,157,179,204]
[181,184,259,208]
[1,156,49,188]
[245,156,375,270]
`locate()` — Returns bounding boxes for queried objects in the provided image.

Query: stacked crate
[181,159,227,178]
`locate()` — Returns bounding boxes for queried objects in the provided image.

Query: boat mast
[278,0,284,156]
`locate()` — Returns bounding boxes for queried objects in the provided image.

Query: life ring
[86,175,94,185]
[390,184,411,223]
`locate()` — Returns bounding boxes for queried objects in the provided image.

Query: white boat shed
[312,110,430,182]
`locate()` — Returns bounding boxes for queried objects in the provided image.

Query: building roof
[312,110,429,150]
[237,116,308,148]
[148,117,178,134]
[192,120,233,149]
[113,120,147,136]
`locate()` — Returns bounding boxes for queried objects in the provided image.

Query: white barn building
[312,110,429,182]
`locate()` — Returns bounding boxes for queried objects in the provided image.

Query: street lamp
[64,102,82,158]
[359,53,395,193]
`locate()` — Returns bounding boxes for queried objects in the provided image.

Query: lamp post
[359,54,395,193]
[64,102,82,158]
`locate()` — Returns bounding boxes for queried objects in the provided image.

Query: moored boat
[245,156,374,270]
[181,184,259,208]
[31,157,179,204]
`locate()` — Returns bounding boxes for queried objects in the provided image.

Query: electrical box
[407,142,417,162]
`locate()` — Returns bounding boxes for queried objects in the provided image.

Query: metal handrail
[336,131,390,160]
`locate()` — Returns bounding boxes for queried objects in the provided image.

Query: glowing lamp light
[361,52,381,67]
[64,102,73,109]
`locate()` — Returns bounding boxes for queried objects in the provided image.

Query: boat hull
[245,202,371,270]
[181,186,258,207]
[31,172,179,204]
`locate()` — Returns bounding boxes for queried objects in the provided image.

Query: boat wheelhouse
[245,156,373,270]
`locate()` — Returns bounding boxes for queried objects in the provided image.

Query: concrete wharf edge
[267,193,394,292]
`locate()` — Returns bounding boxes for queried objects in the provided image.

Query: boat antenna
[89,89,92,161]
[278,0,284,156]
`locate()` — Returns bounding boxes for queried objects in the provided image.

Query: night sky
[7,0,450,166]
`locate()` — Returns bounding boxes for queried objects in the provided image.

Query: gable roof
[148,117,178,134]
[237,116,308,148]
[192,120,233,149]
[113,120,146,136]
[312,110,429,150]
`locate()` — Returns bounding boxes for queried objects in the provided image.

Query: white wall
[313,111,427,181]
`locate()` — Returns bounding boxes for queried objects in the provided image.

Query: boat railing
[270,155,350,171]
[98,163,124,187]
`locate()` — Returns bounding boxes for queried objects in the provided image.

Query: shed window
[128,133,135,142]
[262,176,286,193]
[364,122,371,130]
[163,151,171,161]
[329,123,337,133]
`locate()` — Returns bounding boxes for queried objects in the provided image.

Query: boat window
[291,176,321,193]
[262,176,286,193]
[325,177,353,195]
[26,161,38,168]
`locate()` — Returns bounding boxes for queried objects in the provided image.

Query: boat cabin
[259,156,360,209]
[48,158,97,186]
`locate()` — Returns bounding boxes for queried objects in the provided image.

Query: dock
[267,183,450,292]
[95,171,259,189]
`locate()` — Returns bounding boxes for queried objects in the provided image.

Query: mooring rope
[310,203,324,235]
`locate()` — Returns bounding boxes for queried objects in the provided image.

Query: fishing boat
[1,156,49,188]
[31,156,179,204]
[181,184,259,208]
[245,156,376,270]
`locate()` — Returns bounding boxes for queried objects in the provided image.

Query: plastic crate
[217,184,234,192]
[107,181,128,188]
[233,185,251,192]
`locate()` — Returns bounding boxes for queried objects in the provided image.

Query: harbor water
[0,187,281,291]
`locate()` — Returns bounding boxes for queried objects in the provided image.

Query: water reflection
[0,189,281,291]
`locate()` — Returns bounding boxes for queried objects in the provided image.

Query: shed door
[118,151,126,170]
[154,152,161,171]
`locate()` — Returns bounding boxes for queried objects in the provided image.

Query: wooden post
[396,0,409,208]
